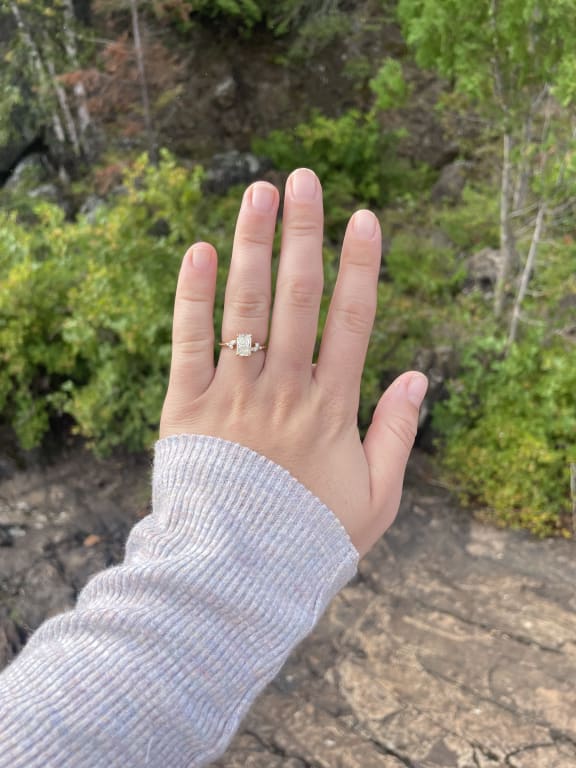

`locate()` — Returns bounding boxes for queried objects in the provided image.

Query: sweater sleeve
[0,433,359,768]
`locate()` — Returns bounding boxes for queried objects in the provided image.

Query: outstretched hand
[159,168,428,558]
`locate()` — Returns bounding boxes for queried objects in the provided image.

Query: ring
[219,333,266,357]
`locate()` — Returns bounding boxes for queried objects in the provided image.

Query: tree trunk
[130,0,157,163]
[512,112,533,212]
[506,202,546,351]
[494,132,516,318]
[8,0,67,146]
[63,0,92,154]
[44,46,82,157]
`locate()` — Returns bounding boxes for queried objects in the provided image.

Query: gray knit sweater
[0,434,359,767]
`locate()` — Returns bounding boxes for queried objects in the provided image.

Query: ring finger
[217,180,279,381]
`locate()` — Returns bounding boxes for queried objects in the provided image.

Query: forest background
[0,0,574,538]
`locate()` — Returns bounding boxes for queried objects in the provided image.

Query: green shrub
[386,232,466,299]
[253,109,414,237]
[433,332,576,536]
[157,0,344,35]
[434,184,499,251]
[0,151,233,455]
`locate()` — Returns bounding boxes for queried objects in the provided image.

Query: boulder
[213,76,237,110]
[78,194,106,223]
[465,247,501,293]
[431,161,468,204]
[3,153,49,191]
[202,150,269,195]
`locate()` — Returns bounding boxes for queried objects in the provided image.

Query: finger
[314,210,381,412]
[217,181,279,380]
[362,372,428,541]
[265,168,323,379]
[168,242,218,399]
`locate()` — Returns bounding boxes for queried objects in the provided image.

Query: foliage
[385,232,465,299]
[253,109,419,238]
[433,332,576,536]
[153,0,345,35]
[433,185,499,251]
[0,151,217,454]
[369,58,410,111]
[396,0,576,118]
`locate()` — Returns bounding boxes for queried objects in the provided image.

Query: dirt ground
[1,441,574,768]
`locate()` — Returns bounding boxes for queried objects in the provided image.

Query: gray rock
[79,194,106,223]
[213,76,237,109]
[431,160,468,204]
[466,247,501,292]
[4,153,48,191]
[203,151,268,195]
[412,345,458,429]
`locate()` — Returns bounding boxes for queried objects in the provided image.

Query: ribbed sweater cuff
[0,433,358,768]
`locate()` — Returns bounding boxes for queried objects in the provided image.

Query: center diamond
[236,333,252,356]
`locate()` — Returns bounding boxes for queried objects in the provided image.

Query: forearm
[0,434,358,768]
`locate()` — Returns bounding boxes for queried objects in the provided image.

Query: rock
[431,160,468,204]
[412,345,458,433]
[13,560,75,631]
[78,194,106,223]
[466,247,501,292]
[27,183,61,203]
[3,153,49,191]
[202,151,269,195]
[213,76,237,110]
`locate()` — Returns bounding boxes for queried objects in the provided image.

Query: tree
[397,0,576,323]
[1,0,93,160]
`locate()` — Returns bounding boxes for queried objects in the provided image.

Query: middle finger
[264,168,324,379]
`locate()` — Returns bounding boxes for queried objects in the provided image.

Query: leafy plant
[434,332,576,536]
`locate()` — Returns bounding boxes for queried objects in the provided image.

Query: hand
[159,168,428,559]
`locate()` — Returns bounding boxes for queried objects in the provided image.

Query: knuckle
[173,336,213,356]
[177,292,209,309]
[334,298,374,335]
[385,413,417,451]
[229,290,269,319]
[286,217,321,238]
[284,277,322,311]
[238,227,272,249]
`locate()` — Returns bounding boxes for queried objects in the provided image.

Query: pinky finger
[168,242,218,399]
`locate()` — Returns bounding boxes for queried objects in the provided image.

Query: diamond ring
[219,333,266,357]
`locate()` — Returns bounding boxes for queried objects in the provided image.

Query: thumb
[363,371,428,528]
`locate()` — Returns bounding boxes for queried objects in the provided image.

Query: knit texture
[0,434,359,767]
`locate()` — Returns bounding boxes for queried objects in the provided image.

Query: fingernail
[406,373,428,408]
[353,210,378,240]
[250,182,276,212]
[191,244,212,270]
[290,168,319,200]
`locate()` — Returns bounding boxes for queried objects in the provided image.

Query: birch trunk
[130,0,157,163]
[44,47,82,157]
[494,132,515,318]
[506,203,546,350]
[8,0,66,145]
[62,0,92,151]
[512,112,532,212]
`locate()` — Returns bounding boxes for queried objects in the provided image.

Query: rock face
[431,160,468,204]
[466,247,501,293]
[202,150,269,195]
[1,447,575,766]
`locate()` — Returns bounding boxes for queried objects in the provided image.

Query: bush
[433,332,576,536]
[386,232,466,299]
[0,151,231,455]
[253,109,416,237]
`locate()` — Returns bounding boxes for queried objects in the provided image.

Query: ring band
[219,333,266,357]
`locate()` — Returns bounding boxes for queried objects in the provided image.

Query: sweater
[0,433,359,767]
